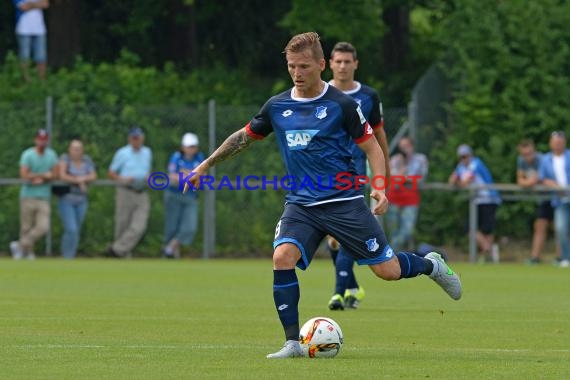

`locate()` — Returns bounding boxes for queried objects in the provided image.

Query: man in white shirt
[539,131,570,267]
[13,0,49,80]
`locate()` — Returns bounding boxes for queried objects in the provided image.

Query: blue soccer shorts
[273,197,394,270]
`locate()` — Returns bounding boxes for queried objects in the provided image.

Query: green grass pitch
[1,258,568,379]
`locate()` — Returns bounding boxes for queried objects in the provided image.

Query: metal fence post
[46,96,53,257]
[407,99,417,143]
[468,188,478,263]
[203,99,216,259]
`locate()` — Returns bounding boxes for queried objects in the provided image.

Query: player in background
[184,32,462,359]
[325,41,390,311]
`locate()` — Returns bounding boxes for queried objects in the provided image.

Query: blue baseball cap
[128,127,144,137]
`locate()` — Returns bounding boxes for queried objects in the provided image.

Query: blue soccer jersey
[167,151,205,196]
[333,81,384,176]
[245,81,374,206]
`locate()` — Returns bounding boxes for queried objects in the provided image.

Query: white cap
[457,144,472,157]
[181,133,199,147]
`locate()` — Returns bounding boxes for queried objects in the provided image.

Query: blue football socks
[273,269,300,341]
[335,247,358,295]
[396,252,433,278]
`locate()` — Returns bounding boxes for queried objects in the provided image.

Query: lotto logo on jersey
[286,130,319,150]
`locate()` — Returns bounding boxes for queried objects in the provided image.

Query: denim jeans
[17,34,47,63]
[386,205,419,253]
[554,203,570,260]
[164,191,199,246]
[57,198,88,259]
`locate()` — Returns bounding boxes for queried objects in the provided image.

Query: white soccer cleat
[266,340,303,359]
[426,252,462,300]
[10,241,23,260]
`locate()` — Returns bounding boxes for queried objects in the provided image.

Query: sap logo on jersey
[286,130,319,150]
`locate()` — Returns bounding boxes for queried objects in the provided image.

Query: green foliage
[0,50,271,106]
[416,0,570,243]
[435,0,570,167]
[280,0,384,50]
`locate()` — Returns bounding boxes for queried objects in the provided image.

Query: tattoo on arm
[205,128,255,167]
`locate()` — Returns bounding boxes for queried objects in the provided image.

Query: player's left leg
[326,198,462,300]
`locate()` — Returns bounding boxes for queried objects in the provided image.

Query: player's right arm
[183,128,256,193]
[183,99,274,193]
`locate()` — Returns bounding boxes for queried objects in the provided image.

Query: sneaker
[344,295,359,309]
[9,241,23,260]
[426,252,462,300]
[559,259,570,268]
[105,247,123,258]
[328,294,344,311]
[162,246,175,259]
[525,257,541,265]
[27,252,36,261]
[491,244,500,263]
[344,286,365,309]
[266,340,303,359]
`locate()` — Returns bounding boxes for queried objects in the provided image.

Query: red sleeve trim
[371,120,384,130]
[245,122,265,140]
[353,123,374,144]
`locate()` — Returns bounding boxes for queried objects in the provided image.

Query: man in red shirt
[386,137,428,253]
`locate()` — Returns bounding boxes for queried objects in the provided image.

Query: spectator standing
[538,131,570,267]
[107,127,152,258]
[56,139,97,259]
[516,139,558,264]
[448,144,501,262]
[10,129,58,260]
[163,133,204,258]
[13,0,49,81]
[386,137,428,253]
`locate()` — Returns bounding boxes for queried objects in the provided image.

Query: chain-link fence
[0,99,410,258]
[408,63,450,155]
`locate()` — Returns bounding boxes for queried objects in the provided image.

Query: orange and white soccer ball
[299,317,343,358]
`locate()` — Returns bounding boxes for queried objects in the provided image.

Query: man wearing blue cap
[107,127,152,258]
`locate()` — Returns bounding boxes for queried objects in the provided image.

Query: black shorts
[478,204,498,235]
[273,198,393,270]
[536,200,554,221]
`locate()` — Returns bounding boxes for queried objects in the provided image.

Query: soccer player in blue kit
[326,41,390,311]
[184,32,462,359]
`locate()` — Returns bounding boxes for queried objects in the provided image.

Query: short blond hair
[284,32,324,60]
